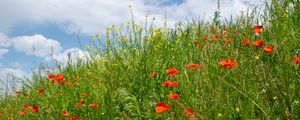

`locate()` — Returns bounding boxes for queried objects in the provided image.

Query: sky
[0,0,264,91]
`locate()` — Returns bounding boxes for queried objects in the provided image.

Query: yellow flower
[235,107,240,112]
[255,55,260,60]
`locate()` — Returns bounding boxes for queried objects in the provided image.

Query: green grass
[1,0,300,119]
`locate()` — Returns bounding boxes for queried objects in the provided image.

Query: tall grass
[0,0,300,119]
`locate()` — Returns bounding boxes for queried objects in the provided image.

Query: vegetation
[0,0,300,119]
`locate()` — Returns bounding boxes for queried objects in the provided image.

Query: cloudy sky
[0,0,264,88]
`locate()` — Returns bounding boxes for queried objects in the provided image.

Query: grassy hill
[1,0,300,119]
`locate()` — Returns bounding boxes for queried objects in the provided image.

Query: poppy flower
[18,111,28,116]
[184,108,195,117]
[232,30,238,34]
[24,105,31,109]
[186,63,203,70]
[194,41,199,46]
[155,102,171,113]
[150,72,158,78]
[214,34,220,39]
[241,40,251,46]
[169,93,180,100]
[81,92,87,97]
[203,36,208,40]
[7,118,12,120]
[263,46,273,53]
[166,68,179,76]
[219,58,238,69]
[89,103,99,109]
[252,40,265,47]
[70,116,77,120]
[292,56,300,64]
[48,74,55,79]
[16,91,21,95]
[253,25,263,34]
[37,89,44,95]
[31,105,39,112]
[162,81,179,88]
[62,111,69,117]
[225,38,231,43]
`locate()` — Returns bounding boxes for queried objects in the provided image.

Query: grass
[1,0,300,119]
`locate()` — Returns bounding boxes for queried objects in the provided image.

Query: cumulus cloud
[0,0,265,34]
[0,49,9,58]
[46,48,90,66]
[0,68,31,95]
[12,34,62,57]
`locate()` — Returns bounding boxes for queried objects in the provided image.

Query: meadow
[0,0,300,119]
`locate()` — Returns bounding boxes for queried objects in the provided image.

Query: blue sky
[0,0,263,90]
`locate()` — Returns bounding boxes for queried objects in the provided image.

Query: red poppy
[203,36,208,40]
[225,38,231,43]
[7,118,12,120]
[162,81,179,88]
[81,92,87,97]
[48,74,55,79]
[219,58,238,69]
[184,108,195,117]
[31,105,39,112]
[194,41,199,45]
[253,25,263,34]
[214,34,220,39]
[18,111,28,116]
[169,93,180,100]
[292,56,300,64]
[24,105,31,109]
[241,40,251,46]
[186,63,203,70]
[70,116,77,120]
[16,91,21,95]
[252,40,265,47]
[150,72,158,78]
[166,68,179,76]
[263,46,273,53]
[89,103,99,109]
[155,102,171,113]
[62,111,69,117]
[37,89,44,95]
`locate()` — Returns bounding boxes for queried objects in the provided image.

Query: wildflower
[81,92,87,97]
[70,116,77,120]
[214,34,220,39]
[184,108,195,118]
[219,58,238,69]
[252,40,265,47]
[253,25,263,34]
[166,68,179,76]
[76,99,85,107]
[292,56,300,64]
[241,40,251,46]
[48,74,55,79]
[255,56,260,60]
[225,38,231,43]
[186,63,203,70]
[7,118,12,120]
[24,105,31,109]
[155,102,171,113]
[169,93,180,100]
[89,103,99,109]
[37,89,44,95]
[150,72,158,78]
[31,105,39,112]
[16,91,21,95]
[263,46,273,53]
[18,111,28,116]
[162,81,179,88]
[62,111,69,117]
[232,30,238,34]
[235,107,240,112]
[203,36,208,40]
[194,41,199,45]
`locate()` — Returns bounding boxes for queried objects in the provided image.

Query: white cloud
[0,49,9,58]
[0,0,265,34]
[12,34,63,57]
[46,48,90,66]
[0,68,31,96]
